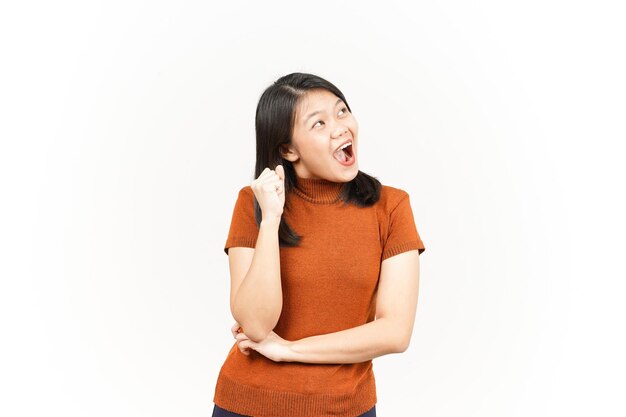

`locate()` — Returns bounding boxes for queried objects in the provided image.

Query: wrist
[283,340,299,362]
[261,216,281,227]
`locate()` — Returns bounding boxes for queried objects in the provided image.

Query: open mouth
[333,143,354,164]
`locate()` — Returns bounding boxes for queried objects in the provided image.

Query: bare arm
[284,318,403,364]
[231,216,282,343]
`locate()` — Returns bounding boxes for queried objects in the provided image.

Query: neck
[292,173,345,204]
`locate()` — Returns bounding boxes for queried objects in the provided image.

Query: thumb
[275,164,285,181]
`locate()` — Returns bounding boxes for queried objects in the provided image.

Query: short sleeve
[223,186,260,255]
[381,191,426,261]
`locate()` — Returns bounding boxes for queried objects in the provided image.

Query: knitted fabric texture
[213,173,425,417]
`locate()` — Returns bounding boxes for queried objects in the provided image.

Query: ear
[279,143,299,162]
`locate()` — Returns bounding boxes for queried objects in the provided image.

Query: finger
[268,182,283,193]
[231,322,241,338]
[257,167,272,180]
[254,178,282,194]
[251,168,270,185]
[232,323,244,337]
[238,340,252,355]
[255,174,281,186]
[275,165,284,180]
[262,182,282,193]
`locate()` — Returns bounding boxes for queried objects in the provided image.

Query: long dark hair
[253,72,382,247]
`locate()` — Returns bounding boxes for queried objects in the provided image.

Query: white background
[1,1,625,416]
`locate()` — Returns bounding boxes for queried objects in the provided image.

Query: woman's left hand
[232,322,293,362]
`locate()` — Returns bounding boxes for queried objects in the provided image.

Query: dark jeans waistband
[212,403,376,417]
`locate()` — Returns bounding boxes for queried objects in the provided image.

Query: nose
[332,126,349,138]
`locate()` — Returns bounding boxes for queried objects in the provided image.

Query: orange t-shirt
[213,174,425,417]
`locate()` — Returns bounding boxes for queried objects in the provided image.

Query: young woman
[212,72,425,417]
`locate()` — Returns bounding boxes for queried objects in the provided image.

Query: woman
[212,72,425,417]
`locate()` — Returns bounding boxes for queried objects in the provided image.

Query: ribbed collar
[292,174,345,204]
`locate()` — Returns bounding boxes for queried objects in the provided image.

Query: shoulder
[229,185,256,211]
[236,185,255,200]
[227,185,258,224]
[378,184,410,212]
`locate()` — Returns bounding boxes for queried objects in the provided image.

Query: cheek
[307,139,331,161]
[297,138,321,159]
[315,141,330,157]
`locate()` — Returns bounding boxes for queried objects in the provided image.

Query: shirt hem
[213,371,377,417]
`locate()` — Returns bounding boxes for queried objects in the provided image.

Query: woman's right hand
[250,165,285,221]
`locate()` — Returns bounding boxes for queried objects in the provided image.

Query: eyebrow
[303,98,343,124]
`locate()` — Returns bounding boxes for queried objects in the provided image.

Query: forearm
[286,318,403,364]
[232,216,282,342]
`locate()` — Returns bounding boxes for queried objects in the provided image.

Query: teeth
[336,141,352,152]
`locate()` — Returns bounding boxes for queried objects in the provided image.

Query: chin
[338,167,359,182]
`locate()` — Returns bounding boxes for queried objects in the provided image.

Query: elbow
[395,338,410,353]
[383,318,411,353]
[245,326,272,343]
[237,320,273,343]
[231,305,279,343]
[380,317,411,353]
[394,332,412,353]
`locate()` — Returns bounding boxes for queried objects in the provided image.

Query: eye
[312,107,349,128]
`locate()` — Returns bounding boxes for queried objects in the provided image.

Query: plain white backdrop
[1,1,624,416]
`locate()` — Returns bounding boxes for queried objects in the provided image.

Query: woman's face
[281,89,359,182]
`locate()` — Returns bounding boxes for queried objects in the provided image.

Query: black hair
[253,72,382,247]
